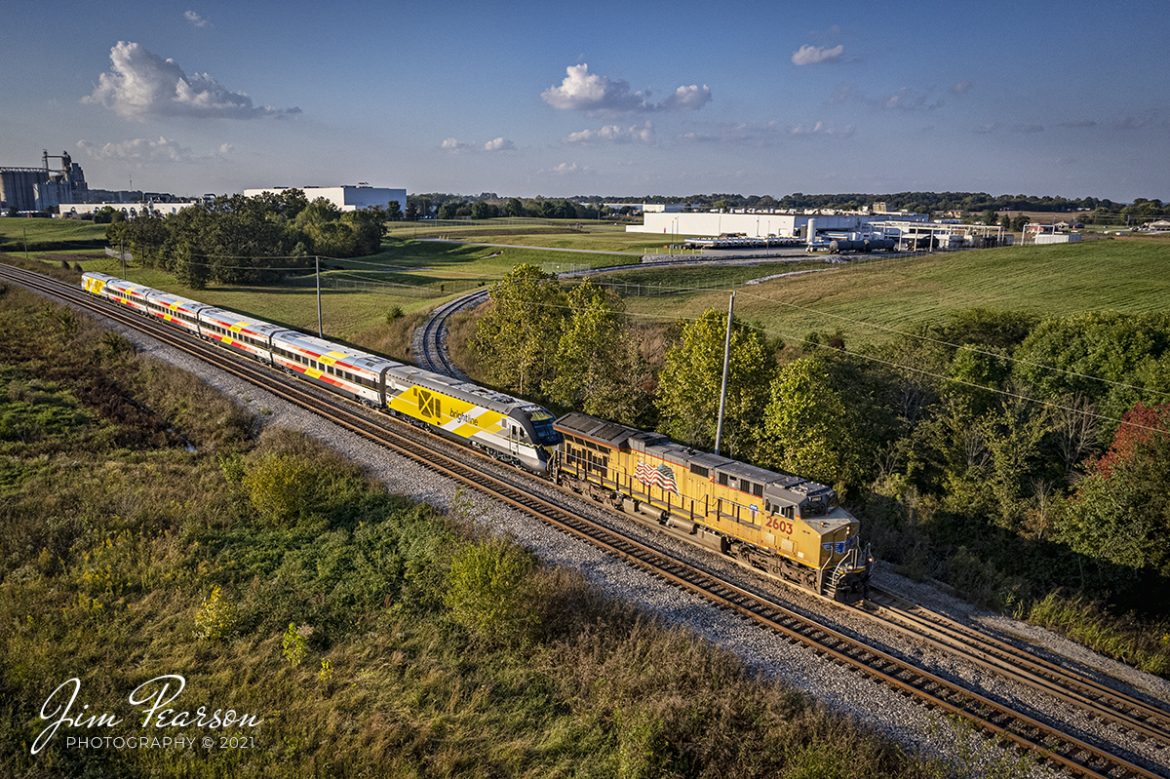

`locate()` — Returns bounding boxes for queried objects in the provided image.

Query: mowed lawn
[621,239,1170,346]
[7,235,633,347]
[387,218,680,253]
[0,217,107,249]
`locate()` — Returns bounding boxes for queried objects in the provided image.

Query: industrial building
[0,150,88,213]
[1025,223,1083,245]
[625,210,928,240]
[244,184,407,213]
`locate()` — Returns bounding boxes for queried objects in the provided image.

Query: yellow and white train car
[383,365,560,473]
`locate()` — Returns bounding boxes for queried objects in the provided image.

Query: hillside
[621,240,1170,346]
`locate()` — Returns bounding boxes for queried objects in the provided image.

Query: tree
[654,308,772,456]
[386,199,402,221]
[760,356,864,489]
[505,197,524,217]
[470,265,568,396]
[1053,403,1170,577]
[544,280,648,424]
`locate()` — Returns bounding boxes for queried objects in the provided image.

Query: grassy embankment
[0,284,979,778]
[616,239,1170,348]
[0,219,635,360]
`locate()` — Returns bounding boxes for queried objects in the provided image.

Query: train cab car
[383,365,559,474]
[197,308,286,362]
[270,331,399,407]
[141,289,210,335]
[554,412,870,601]
[83,272,155,314]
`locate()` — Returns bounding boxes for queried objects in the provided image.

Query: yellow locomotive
[554,412,871,601]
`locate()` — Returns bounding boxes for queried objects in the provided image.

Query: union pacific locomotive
[81,272,871,601]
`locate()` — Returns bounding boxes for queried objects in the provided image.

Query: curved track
[3,262,1167,779]
[411,288,487,378]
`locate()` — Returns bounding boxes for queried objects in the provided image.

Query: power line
[484,293,1170,435]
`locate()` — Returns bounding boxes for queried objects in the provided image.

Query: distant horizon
[4,1,1167,201]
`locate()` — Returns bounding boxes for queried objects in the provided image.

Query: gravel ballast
[44,294,1170,779]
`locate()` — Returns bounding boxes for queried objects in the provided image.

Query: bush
[281,622,310,667]
[242,452,321,525]
[194,585,236,640]
[445,538,539,645]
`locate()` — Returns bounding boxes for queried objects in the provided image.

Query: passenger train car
[81,272,556,473]
[80,271,870,601]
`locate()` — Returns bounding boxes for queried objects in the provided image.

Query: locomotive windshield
[800,489,838,516]
[531,418,562,445]
[527,409,563,445]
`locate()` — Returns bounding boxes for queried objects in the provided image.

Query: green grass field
[619,240,1170,346]
[0,217,107,250]
[387,218,682,253]
[4,233,633,354]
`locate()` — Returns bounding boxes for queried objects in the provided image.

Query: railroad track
[864,588,1170,750]
[412,288,488,378]
[3,262,1166,779]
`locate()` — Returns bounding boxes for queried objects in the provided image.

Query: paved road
[417,237,646,256]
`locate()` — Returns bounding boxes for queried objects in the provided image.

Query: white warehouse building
[244,184,407,213]
[627,211,926,239]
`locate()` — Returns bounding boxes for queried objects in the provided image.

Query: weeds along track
[864,589,1170,750]
[2,261,1165,779]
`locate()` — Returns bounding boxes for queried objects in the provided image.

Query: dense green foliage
[470,266,653,422]
[654,308,773,458]
[105,189,388,288]
[470,261,1170,671]
[1,287,955,778]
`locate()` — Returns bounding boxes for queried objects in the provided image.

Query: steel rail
[1,262,1163,779]
[864,588,1170,748]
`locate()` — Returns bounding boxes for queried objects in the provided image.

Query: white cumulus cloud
[565,121,654,144]
[791,44,845,66]
[76,136,231,163]
[548,162,586,175]
[84,41,299,120]
[541,63,711,113]
[661,84,712,110]
[183,10,209,28]
[482,137,515,152]
[788,120,854,138]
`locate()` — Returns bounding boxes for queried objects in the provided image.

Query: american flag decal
[635,461,679,494]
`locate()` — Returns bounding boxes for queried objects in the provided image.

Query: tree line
[105,190,392,288]
[404,191,1169,223]
[470,266,1170,661]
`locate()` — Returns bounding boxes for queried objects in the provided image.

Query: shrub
[194,585,236,640]
[445,538,538,645]
[242,452,320,525]
[281,622,311,667]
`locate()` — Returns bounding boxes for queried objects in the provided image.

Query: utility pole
[315,255,323,338]
[714,289,735,456]
[120,235,126,276]
[23,225,29,261]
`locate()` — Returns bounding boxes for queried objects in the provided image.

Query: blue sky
[3,1,1168,200]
